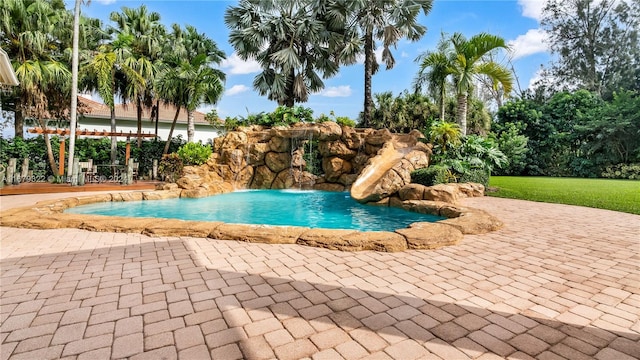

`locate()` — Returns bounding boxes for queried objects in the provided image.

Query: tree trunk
[187,109,195,143]
[154,99,159,136]
[67,0,81,180]
[136,96,143,148]
[14,109,24,138]
[110,107,117,165]
[457,93,468,137]
[163,107,180,154]
[439,86,446,121]
[38,119,59,177]
[363,29,374,127]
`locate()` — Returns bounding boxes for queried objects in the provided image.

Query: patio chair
[132,162,139,182]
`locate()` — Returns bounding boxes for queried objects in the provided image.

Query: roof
[0,48,19,86]
[78,96,210,126]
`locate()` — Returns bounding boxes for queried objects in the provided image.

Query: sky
[77,0,552,120]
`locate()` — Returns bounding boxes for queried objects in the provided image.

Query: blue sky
[79,0,551,120]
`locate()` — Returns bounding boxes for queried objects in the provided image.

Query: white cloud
[508,29,549,60]
[96,0,117,4]
[225,84,250,96]
[318,85,352,97]
[221,53,261,75]
[518,0,548,21]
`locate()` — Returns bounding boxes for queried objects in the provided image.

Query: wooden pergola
[28,127,157,176]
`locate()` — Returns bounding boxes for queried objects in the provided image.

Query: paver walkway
[0,193,638,359]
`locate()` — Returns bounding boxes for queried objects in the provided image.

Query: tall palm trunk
[110,107,117,165]
[136,96,143,148]
[456,93,468,137]
[154,99,159,136]
[163,107,180,154]
[439,85,446,121]
[187,109,195,143]
[38,119,59,176]
[362,29,374,128]
[14,110,24,138]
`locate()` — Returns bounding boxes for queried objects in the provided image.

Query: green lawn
[488,176,640,215]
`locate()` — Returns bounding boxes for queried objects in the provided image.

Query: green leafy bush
[459,168,490,187]
[158,153,184,182]
[335,116,355,127]
[601,163,640,180]
[177,142,212,166]
[411,165,457,186]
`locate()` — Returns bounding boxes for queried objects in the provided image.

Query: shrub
[158,153,184,182]
[335,116,355,127]
[411,165,457,186]
[601,163,640,180]
[459,168,490,187]
[177,142,212,166]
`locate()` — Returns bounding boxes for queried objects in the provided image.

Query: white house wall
[78,117,220,144]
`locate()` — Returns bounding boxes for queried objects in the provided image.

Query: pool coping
[0,189,503,252]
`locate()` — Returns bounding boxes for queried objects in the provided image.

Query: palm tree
[82,35,144,163]
[414,33,453,122]
[225,0,359,107]
[352,0,433,127]
[109,5,165,147]
[429,120,461,153]
[414,32,514,136]
[156,24,225,148]
[449,33,513,136]
[1,0,72,175]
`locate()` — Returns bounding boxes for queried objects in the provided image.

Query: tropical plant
[158,153,184,182]
[177,142,212,166]
[0,0,73,175]
[365,91,437,132]
[428,121,461,153]
[225,0,359,106]
[109,5,165,147]
[156,25,226,147]
[414,32,453,121]
[352,0,433,126]
[414,32,514,136]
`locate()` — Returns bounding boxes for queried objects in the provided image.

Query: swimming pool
[65,190,444,231]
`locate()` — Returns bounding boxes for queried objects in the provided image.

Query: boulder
[338,173,358,186]
[423,184,460,203]
[439,210,503,234]
[269,136,290,152]
[251,165,277,189]
[403,149,430,170]
[142,190,181,200]
[245,143,269,165]
[180,187,210,198]
[176,174,204,190]
[313,183,345,192]
[227,149,246,173]
[143,219,221,238]
[75,194,112,206]
[365,129,393,145]
[265,152,291,173]
[317,121,343,141]
[398,184,426,201]
[396,222,463,250]
[391,199,445,216]
[341,127,364,150]
[233,166,255,188]
[272,124,320,139]
[318,140,357,159]
[212,224,307,244]
[221,131,247,151]
[157,183,179,191]
[271,169,316,189]
[79,216,156,233]
[291,148,306,168]
[297,229,408,252]
[323,156,352,182]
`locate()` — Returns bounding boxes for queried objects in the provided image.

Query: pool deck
[0,192,638,359]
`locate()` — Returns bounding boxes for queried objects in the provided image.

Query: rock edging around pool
[0,189,503,252]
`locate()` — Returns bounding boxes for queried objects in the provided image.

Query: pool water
[66,190,444,231]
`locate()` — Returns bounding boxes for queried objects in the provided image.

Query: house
[0,48,19,86]
[77,95,221,143]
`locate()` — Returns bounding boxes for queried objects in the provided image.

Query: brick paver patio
[1,193,638,359]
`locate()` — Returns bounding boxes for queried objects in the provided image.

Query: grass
[488,176,640,215]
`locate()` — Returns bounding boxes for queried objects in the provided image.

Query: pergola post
[59,138,65,178]
[125,137,131,165]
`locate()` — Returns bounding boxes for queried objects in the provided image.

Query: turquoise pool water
[65,190,443,231]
